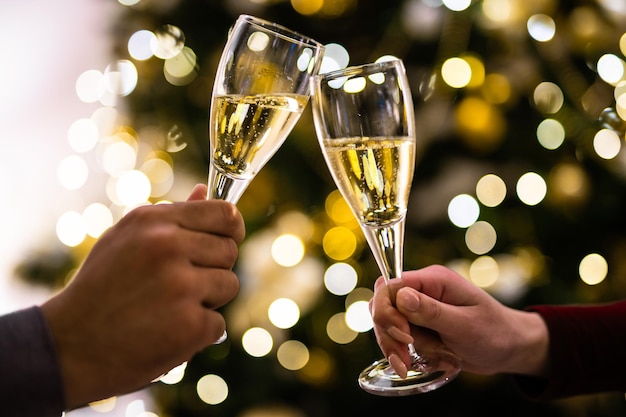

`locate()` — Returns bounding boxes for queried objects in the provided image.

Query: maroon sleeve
[0,306,65,417]
[513,301,626,400]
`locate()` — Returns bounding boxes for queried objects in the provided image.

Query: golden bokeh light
[277,340,310,370]
[322,226,357,260]
[298,348,333,385]
[548,162,590,205]
[533,82,564,114]
[465,221,497,255]
[326,312,358,344]
[197,374,229,405]
[290,0,323,15]
[441,57,472,89]
[481,73,512,104]
[476,173,507,207]
[455,96,506,153]
[469,255,499,288]
[537,118,565,150]
[579,253,608,286]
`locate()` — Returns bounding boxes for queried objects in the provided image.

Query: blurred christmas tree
[18,0,626,415]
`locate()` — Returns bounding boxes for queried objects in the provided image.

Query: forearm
[0,306,65,417]
[514,301,626,400]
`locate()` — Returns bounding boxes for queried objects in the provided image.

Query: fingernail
[398,289,419,312]
[388,326,414,345]
[388,353,408,379]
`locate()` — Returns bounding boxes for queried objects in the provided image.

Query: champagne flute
[310,59,462,396]
[208,14,325,203]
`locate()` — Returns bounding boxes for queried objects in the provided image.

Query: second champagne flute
[208,15,325,203]
[310,59,462,396]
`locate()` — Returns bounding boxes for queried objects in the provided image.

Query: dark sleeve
[513,300,626,400]
[0,306,65,417]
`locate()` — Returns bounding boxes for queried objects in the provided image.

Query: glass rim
[315,58,405,82]
[236,14,325,51]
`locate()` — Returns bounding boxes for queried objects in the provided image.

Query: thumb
[187,184,208,201]
[395,287,459,335]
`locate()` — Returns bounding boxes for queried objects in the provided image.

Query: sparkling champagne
[321,136,415,226]
[209,94,308,179]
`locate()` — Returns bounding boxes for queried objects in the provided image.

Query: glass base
[358,351,461,396]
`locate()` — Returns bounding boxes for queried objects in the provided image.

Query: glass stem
[207,166,250,203]
[361,218,426,365]
[360,218,405,282]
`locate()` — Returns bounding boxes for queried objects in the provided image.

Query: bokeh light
[516,172,547,206]
[271,234,305,267]
[326,312,358,344]
[268,298,300,329]
[593,128,621,159]
[242,327,273,357]
[537,119,565,150]
[277,340,310,370]
[56,211,86,247]
[475,174,506,207]
[465,221,497,255]
[197,374,228,405]
[469,255,499,288]
[597,54,625,85]
[128,30,156,60]
[324,262,358,295]
[68,118,99,153]
[448,194,480,228]
[345,300,373,332]
[57,155,89,190]
[579,253,608,285]
[323,226,357,260]
[527,14,556,42]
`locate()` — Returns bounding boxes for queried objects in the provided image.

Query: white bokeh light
[448,194,480,228]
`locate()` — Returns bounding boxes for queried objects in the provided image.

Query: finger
[183,230,239,269]
[194,309,228,350]
[401,265,479,306]
[196,268,240,310]
[187,184,208,201]
[395,287,467,336]
[176,200,245,243]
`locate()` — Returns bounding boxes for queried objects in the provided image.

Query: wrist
[504,310,550,377]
